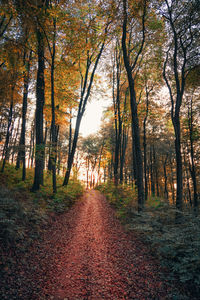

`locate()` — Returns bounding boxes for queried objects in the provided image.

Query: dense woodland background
[0,0,200,298]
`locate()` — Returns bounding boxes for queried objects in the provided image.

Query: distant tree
[63,2,112,186]
[81,134,100,188]
[0,43,22,172]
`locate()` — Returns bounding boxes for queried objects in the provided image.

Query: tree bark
[120,126,128,184]
[32,28,45,191]
[16,50,32,180]
[163,154,168,200]
[50,17,57,193]
[153,147,159,197]
[30,121,35,169]
[113,48,122,186]
[169,158,175,204]
[1,89,14,173]
[184,151,192,207]
[63,114,82,186]
[162,0,191,212]
[173,114,182,210]
[150,146,155,196]
[11,117,20,164]
[187,98,198,212]
[143,88,149,201]
[122,0,145,211]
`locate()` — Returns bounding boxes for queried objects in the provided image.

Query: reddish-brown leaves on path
[1,190,170,299]
[42,190,169,299]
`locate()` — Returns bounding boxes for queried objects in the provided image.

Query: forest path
[43,190,169,299]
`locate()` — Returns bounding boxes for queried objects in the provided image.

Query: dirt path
[42,190,169,299]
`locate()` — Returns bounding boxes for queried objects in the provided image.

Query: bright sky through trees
[79,97,107,137]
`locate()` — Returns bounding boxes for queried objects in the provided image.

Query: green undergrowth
[0,163,84,251]
[96,181,138,220]
[96,182,200,299]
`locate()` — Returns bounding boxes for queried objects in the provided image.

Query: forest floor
[1,190,173,299]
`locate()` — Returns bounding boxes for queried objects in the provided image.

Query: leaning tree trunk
[63,114,82,186]
[11,117,20,164]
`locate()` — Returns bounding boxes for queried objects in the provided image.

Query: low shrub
[96,181,137,220]
[0,187,25,246]
[0,163,84,248]
[0,187,48,249]
[47,180,84,213]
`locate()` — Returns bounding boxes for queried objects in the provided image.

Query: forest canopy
[0,0,199,211]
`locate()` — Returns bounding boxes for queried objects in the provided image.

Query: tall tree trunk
[131,134,137,185]
[50,17,57,193]
[173,114,182,210]
[32,28,45,191]
[57,134,61,175]
[143,88,149,201]
[43,121,48,169]
[163,154,168,200]
[97,140,104,184]
[120,90,129,185]
[150,146,155,197]
[184,151,192,207]
[153,147,159,197]
[30,122,35,169]
[120,126,128,184]
[68,110,72,162]
[1,89,14,173]
[11,118,20,164]
[16,50,32,180]
[122,0,145,211]
[143,121,147,201]
[48,128,52,171]
[162,1,189,212]
[86,158,89,189]
[113,117,120,186]
[169,158,175,204]
[113,45,122,186]
[187,99,198,212]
